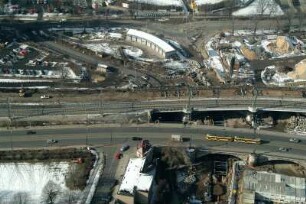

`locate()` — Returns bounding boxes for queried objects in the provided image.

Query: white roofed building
[241,169,306,204]
[116,150,155,204]
[126,29,176,58]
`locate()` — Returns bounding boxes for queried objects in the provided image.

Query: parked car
[289,138,300,143]
[26,130,36,135]
[279,147,289,152]
[120,144,130,152]
[47,139,58,144]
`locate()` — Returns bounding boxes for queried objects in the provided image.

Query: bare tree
[224,0,236,34]
[297,8,304,31]
[284,9,295,32]
[41,181,61,204]
[11,192,30,204]
[57,191,79,204]
[253,0,279,34]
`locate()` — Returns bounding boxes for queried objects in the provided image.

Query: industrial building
[126,29,176,58]
[241,169,306,204]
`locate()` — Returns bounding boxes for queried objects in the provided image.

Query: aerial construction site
[1,0,306,204]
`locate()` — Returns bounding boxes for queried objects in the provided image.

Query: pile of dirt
[274,36,294,54]
[241,46,257,60]
[91,73,106,83]
[287,59,306,79]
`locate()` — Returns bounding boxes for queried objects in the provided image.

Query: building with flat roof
[241,169,306,204]
[116,149,155,204]
[126,29,176,58]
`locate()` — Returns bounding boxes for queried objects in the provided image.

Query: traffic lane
[0,126,275,136]
[0,133,129,149]
[200,141,306,160]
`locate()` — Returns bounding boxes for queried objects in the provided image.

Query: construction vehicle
[19,88,25,97]
[19,88,32,97]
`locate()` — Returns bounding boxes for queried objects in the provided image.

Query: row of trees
[228,0,306,34]
[0,181,79,204]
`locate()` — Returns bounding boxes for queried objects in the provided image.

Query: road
[1,97,306,119]
[0,124,305,160]
[1,124,305,203]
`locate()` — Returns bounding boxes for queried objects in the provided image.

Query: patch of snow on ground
[84,43,117,55]
[261,65,292,86]
[233,0,283,16]
[261,39,273,54]
[232,41,242,48]
[195,0,225,5]
[108,33,122,39]
[0,78,53,83]
[127,0,183,6]
[123,46,143,58]
[164,61,190,71]
[0,162,79,204]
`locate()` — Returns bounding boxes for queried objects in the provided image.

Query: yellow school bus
[234,136,262,144]
[206,134,234,142]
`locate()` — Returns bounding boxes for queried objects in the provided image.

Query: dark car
[120,144,130,152]
[132,137,142,141]
[26,130,36,135]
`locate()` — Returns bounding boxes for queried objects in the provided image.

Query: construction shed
[126,29,176,58]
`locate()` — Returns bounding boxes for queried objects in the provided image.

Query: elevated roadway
[1,97,306,118]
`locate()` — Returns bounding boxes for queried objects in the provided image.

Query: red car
[114,152,122,160]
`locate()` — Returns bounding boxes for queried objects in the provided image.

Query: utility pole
[110,129,113,143]
[250,85,259,138]
[7,97,11,119]
[9,117,13,150]
[86,114,89,146]
[183,86,192,126]
[7,97,13,149]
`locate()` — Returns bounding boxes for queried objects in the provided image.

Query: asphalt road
[1,125,305,160]
[1,124,305,203]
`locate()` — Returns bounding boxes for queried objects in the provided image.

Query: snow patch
[127,0,183,6]
[233,0,283,16]
[123,46,143,58]
[0,162,80,204]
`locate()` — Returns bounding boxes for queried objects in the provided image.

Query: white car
[279,147,289,152]
[289,138,300,143]
[41,95,51,99]
[47,139,58,144]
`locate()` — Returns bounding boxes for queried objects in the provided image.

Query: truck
[171,134,182,142]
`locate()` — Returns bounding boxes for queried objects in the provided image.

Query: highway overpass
[1,97,306,119]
